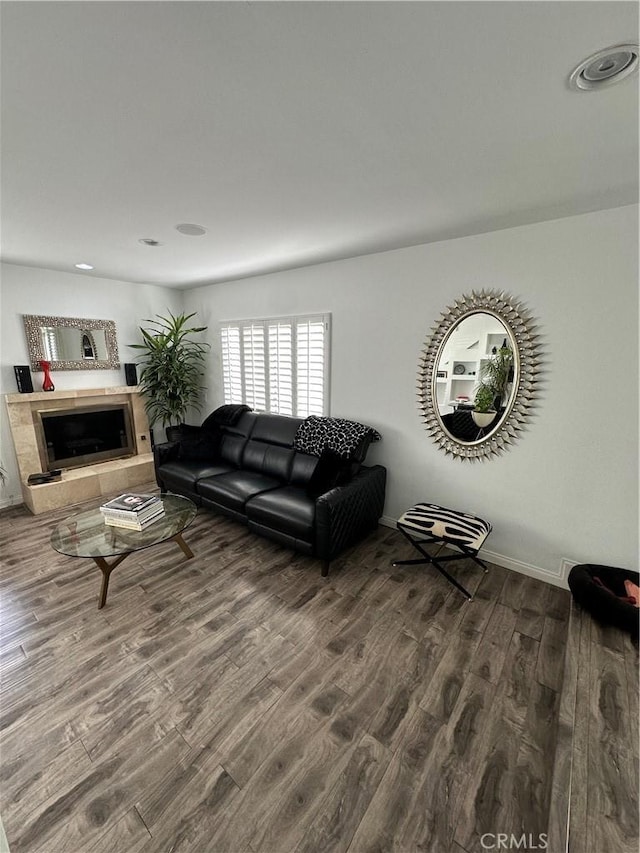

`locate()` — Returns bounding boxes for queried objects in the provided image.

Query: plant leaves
[129,312,211,426]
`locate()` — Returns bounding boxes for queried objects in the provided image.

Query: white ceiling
[1,1,638,289]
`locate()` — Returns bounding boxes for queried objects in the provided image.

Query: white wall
[183,205,639,585]
[0,263,182,505]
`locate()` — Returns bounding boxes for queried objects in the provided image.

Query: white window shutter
[242,324,266,411]
[221,325,243,404]
[296,318,326,417]
[268,322,293,416]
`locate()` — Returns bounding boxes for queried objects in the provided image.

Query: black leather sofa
[153,411,387,576]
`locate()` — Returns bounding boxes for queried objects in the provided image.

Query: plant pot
[471,410,496,428]
[165,425,183,443]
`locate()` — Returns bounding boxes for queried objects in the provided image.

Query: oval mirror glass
[433,312,517,444]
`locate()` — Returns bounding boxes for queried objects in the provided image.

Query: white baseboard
[478,549,568,589]
[379,515,569,589]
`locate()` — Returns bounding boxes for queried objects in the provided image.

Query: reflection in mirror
[434,312,517,443]
[81,333,97,360]
[417,290,542,461]
[23,315,119,371]
[40,327,105,362]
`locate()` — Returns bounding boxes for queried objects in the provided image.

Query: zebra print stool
[393,503,492,600]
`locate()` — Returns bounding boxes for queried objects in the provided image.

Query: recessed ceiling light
[175,223,207,237]
[74,263,94,270]
[569,44,639,91]
[138,238,162,246]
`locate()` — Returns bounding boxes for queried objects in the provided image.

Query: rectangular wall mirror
[23,314,120,371]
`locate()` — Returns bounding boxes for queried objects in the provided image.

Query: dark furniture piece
[441,408,501,442]
[392,502,492,599]
[568,563,639,639]
[153,412,386,576]
[50,493,197,609]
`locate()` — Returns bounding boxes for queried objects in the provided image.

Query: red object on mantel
[39,360,55,392]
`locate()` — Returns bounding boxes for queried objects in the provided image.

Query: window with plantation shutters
[220,314,330,417]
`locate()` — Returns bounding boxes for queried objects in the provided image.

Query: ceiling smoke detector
[175,223,207,237]
[139,238,162,246]
[569,44,639,91]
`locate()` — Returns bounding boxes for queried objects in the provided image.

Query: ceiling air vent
[175,223,207,236]
[569,44,639,91]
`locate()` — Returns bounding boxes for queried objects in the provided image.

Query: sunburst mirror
[417,290,542,460]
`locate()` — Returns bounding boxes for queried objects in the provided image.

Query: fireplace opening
[38,404,135,471]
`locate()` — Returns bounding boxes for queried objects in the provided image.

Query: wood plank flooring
[0,485,636,853]
[566,603,639,853]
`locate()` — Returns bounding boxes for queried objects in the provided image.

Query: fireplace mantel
[4,386,155,514]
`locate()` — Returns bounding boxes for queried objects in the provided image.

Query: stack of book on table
[100,493,164,530]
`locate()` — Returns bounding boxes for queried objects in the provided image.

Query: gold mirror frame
[23,314,120,371]
[417,290,542,460]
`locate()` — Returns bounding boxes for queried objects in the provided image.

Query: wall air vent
[569,44,639,91]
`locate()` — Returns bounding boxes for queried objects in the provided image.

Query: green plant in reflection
[479,343,514,409]
[473,384,496,413]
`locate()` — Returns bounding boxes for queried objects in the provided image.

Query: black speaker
[14,365,34,393]
[124,363,138,386]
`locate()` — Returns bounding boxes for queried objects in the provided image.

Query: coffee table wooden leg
[172,532,194,560]
[92,553,130,609]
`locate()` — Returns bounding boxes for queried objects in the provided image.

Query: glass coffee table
[51,493,197,609]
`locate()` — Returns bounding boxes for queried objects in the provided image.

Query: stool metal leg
[392,557,433,567]
[392,525,477,600]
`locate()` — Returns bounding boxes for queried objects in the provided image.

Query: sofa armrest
[314,464,387,561]
[153,440,180,488]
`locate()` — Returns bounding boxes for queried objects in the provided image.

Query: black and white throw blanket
[294,416,381,458]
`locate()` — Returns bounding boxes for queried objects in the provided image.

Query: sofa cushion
[197,471,281,513]
[306,448,351,497]
[242,441,294,481]
[217,412,257,467]
[158,460,233,491]
[178,430,221,461]
[251,414,303,446]
[246,486,316,541]
[218,434,246,468]
[289,451,320,488]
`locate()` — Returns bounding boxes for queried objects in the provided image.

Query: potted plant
[471,384,497,428]
[480,343,514,410]
[130,311,210,440]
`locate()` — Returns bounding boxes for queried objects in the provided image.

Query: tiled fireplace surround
[4,387,155,514]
